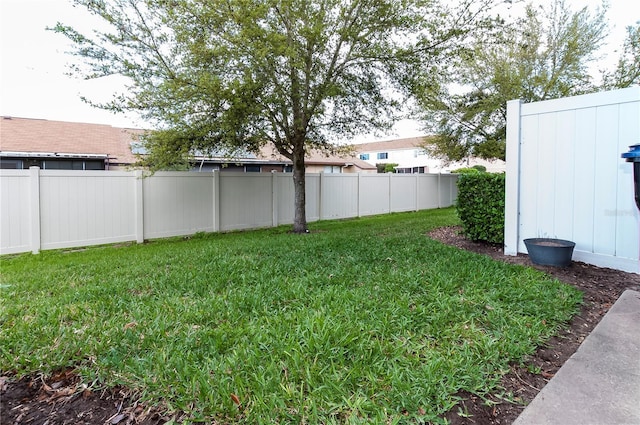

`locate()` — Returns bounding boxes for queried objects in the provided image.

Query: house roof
[353,136,431,153]
[257,144,376,170]
[0,116,143,165]
[0,116,376,170]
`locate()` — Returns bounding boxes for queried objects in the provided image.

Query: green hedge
[455,172,505,244]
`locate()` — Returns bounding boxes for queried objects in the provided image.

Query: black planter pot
[524,238,576,267]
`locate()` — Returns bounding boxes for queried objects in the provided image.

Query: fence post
[388,172,392,213]
[438,173,442,208]
[134,170,145,243]
[415,173,419,211]
[272,171,278,227]
[213,170,220,232]
[29,166,41,254]
[504,99,523,256]
[357,172,362,217]
[319,171,325,220]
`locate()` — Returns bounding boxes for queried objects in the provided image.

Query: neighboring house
[0,116,141,170]
[354,137,439,173]
[353,136,506,173]
[256,144,376,174]
[0,117,376,173]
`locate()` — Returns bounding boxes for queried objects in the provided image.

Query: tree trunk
[292,146,308,233]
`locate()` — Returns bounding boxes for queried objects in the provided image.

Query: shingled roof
[0,116,143,166]
[0,117,376,171]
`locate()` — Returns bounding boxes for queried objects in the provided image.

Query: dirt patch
[2,226,638,424]
[0,369,170,425]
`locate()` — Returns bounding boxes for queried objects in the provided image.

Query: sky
[1,0,638,140]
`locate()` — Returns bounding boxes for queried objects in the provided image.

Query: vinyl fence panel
[321,173,359,219]
[505,87,640,273]
[359,174,391,216]
[1,169,458,255]
[37,170,137,250]
[219,173,274,231]
[0,170,32,254]
[143,172,215,239]
[390,175,417,212]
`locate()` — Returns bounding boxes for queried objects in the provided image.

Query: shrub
[451,165,487,174]
[376,163,398,173]
[456,172,505,244]
[451,166,481,174]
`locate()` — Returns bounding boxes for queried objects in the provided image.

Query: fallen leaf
[124,322,137,330]
[49,386,75,400]
[0,376,8,392]
[230,393,241,406]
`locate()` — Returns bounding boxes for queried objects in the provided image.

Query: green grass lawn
[0,208,581,424]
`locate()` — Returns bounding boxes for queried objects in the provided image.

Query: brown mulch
[1,225,638,424]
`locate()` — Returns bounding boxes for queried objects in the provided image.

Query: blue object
[621,143,640,162]
[621,144,640,211]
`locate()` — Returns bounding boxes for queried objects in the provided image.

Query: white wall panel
[571,108,598,253]
[439,174,459,208]
[1,170,458,254]
[305,174,321,222]
[359,174,390,216]
[321,174,358,219]
[390,175,417,212]
[219,173,273,231]
[39,171,136,249]
[615,100,640,260]
[506,87,640,273]
[0,171,31,254]
[143,172,214,238]
[417,174,439,210]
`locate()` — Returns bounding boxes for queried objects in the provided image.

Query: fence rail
[1,169,458,255]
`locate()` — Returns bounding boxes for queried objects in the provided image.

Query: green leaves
[54,0,480,231]
[456,172,506,244]
[414,0,610,162]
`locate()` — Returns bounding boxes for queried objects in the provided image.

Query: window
[84,161,105,170]
[42,159,105,170]
[377,152,388,160]
[359,153,369,161]
[245,165,262,172]
[43,160,73,170]
[0,159,23,169]
[323,165,341,173]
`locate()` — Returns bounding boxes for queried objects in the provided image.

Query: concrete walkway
[514,289,640,425]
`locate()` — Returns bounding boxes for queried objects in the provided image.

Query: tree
[413,0,608,162]
[601,23,640,89]
[376,163,398,173]
[54,0,496,232]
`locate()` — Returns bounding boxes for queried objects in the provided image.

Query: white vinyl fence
[0,169,458,255]
[505,87,640,273]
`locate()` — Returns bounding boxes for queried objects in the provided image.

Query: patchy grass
[0,208,581,424]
